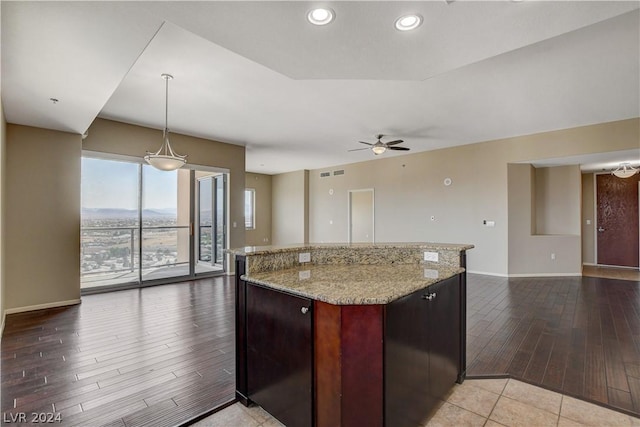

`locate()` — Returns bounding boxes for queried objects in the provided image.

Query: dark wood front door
[596,173,640,268]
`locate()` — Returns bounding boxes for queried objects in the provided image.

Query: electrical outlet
[423,269,439,279]
[298,270,311,280]
[299,252,311,263]
[424,251,439,262]
[551,253,556,260]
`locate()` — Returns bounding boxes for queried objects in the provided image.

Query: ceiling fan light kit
[372,144,387,155]
[611,162,639,179]
[349,134,411,156]
[144,73,187,171]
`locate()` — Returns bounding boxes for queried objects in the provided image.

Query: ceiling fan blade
[348,147,371,152]
[385,139,404,146]
[358,141,373,146]
[388,146,410,151]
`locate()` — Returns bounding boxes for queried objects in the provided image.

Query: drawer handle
[301,307,310,314]
[422,292,437,301]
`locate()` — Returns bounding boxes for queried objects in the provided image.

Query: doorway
[595,173,640,268]
[348,189,374,243]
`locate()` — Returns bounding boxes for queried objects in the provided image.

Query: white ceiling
[2,1,639,174]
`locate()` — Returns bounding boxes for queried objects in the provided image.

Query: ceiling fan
[349,134,410,155]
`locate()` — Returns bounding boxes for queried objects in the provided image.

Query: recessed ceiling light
[307,8,335,26]
[395,14,423,31]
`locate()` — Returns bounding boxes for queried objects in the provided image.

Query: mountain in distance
[82,207,177,219]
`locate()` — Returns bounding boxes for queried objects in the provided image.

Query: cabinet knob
[301,307,310,314]
[422,292,437,301]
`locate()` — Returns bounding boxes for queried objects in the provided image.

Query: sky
[82,157,178,210]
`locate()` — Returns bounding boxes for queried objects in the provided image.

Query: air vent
[320,171,331,178]
[333,170,345,176]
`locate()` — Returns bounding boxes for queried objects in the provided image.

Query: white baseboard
[5,299,81,315]
[468,270,582,278]
[467,270,509,277]
[582,262,597,266]
[507,273,582,278]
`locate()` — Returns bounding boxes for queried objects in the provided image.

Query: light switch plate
[424,251,439,262]
[299,252,311,263]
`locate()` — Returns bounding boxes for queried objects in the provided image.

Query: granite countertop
[242,263,465,305]
[228,242,474,256]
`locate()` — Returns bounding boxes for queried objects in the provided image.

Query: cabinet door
[385,287,432,427]
[427,276,461,403]
[246,283,313,427]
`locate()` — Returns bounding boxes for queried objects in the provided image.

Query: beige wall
[508,164,582,275]
[581,173,596,264]
[306,119,638,276]
[349,189,374,243]
[5,125,82,311]
[0,88,6,331]
[245,172,272,246]
[535,165,581,235]
[272,170,309,245]
[83,118,246,271]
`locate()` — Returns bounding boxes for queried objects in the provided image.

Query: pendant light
[144,73,187,171]
[611,162,638,179]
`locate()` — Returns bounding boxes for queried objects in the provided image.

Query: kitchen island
[229,243,473,427]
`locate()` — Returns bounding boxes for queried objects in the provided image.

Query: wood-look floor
[2,273,639,426]
[467,273,640,417]
[1,277,235,427]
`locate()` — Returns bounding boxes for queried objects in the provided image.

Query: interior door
[596,173,640,267]
[349,189,374,243]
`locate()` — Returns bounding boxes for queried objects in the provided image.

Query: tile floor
[191,378,640,427]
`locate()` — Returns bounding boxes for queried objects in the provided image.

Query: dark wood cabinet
[246,283,314,427]
[234,250,466,427]
[385,275,461,427]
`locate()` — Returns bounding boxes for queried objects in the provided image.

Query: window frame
[244,188,256,230]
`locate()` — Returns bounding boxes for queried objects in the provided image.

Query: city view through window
[81,157,224,289]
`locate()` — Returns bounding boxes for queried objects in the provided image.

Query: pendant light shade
[611,162,638,179]
[144,74,187,171]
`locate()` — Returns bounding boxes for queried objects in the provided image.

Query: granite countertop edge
[242,265,465,305]
[228,242,474,256]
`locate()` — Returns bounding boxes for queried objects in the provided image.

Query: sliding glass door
[81,156,228,291]
[81,158,140,288]
[196,174,226,274]
[140,166,191,281]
